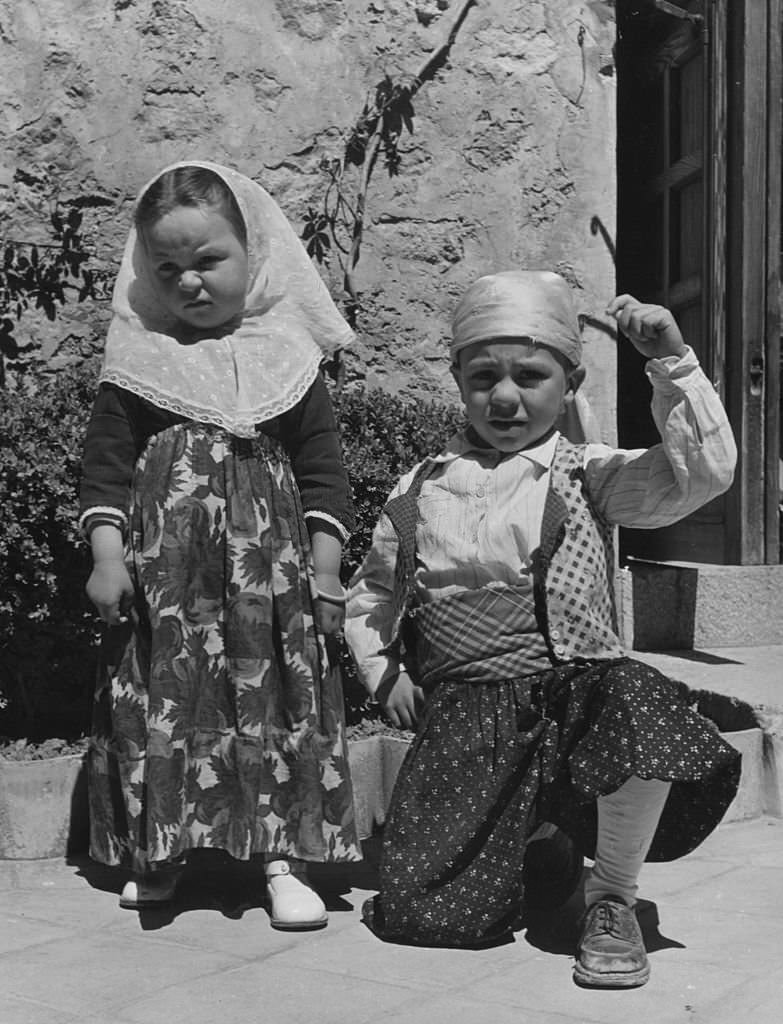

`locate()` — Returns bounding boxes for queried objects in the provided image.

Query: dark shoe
[523,828,583,911]
[574,896,650,988]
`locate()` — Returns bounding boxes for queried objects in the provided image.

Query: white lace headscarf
[99,160,354,437]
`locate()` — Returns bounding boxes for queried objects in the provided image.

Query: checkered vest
[383,437,625,670]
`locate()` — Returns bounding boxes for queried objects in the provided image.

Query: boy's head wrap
[450,270,582,367]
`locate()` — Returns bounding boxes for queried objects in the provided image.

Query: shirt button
[554,644,566,656]
[550,629,560,641]
[476,487,485,498]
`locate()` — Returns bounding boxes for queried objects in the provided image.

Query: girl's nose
[177,269,202,293]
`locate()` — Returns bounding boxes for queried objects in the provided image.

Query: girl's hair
[135,166,247,246]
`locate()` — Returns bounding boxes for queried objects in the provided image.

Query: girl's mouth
[490,419,526,430]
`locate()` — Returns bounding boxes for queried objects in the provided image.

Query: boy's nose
[489,380,521,415]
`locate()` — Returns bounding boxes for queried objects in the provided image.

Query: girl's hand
[376,671,425,731]
[86,559,134,626]
[314,572,345,635]
[606,294,688,360]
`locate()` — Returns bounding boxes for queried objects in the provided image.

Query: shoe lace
[592,901,623,937]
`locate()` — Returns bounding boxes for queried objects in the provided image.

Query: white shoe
[119,871,180,909]
[265,860,327,930]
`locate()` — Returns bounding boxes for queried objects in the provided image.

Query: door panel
[617,2,724,561]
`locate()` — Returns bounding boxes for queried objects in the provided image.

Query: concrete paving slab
[697,970,783,1023]
[1,817,781,1024]
[0,908,73,955]
[1,994,81,1024]
[651,905,783,974]
[469,957,757,1024]
[0,931,242,1017]
[107,960,431,1024]
[331,989,577,1024]
[268,914,516,993]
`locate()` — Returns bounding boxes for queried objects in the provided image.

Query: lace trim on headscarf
[100,348,321,438]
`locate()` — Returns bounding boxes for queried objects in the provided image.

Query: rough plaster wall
[0,0,618,438]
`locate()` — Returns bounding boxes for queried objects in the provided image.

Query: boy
[344,270,740,987]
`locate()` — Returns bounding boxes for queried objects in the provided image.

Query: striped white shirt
[345,347,737,695]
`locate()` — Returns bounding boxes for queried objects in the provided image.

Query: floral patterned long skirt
[87,424,361,872]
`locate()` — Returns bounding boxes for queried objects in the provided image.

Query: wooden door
[616,0,781,565]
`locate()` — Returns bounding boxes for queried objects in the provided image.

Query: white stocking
[584,774,672,908]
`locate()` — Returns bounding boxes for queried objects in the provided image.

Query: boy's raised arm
[585,298,736,528]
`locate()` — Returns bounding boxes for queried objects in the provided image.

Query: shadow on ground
[522,881,686,958]
[66,835,383,931]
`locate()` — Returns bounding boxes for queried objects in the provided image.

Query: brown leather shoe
[574,896,650,988]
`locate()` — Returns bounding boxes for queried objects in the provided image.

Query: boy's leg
[575,775,671,988]
[523,823,584,911]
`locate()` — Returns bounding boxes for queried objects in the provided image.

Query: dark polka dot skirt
[363,658,741,948]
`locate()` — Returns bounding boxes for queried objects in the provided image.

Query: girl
[80,161,361,927]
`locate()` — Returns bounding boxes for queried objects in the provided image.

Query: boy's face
[451,338,583,453]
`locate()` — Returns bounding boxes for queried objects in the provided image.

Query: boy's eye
[515,372,544,386]
[156,263,178,278]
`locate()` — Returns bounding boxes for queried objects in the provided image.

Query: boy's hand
[314,571,345,635]
[607,294,688,360]
[86,559,134,626]
[376,670,425,731]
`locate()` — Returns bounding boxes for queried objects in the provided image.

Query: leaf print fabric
[87,423,360,872]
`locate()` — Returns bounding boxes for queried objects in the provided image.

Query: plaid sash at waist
[411,583,551,689]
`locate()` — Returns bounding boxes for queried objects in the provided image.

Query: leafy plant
[0,360,101,741]
[333,386,464,722]
[0,189,113,384]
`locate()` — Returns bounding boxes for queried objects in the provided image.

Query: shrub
[0,360,101,741]
[333,387,464,722]
[0,362,463,739]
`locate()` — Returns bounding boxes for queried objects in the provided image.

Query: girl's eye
[197,256,219,270]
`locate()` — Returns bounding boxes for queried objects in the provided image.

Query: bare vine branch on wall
[302,0,477,326]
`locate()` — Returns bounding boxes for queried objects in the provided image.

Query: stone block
[0,753,88,859]
[348,735,409,839]
[618,561,783,650]
[720,728,766,822]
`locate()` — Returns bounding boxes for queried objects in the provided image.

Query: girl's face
[451,338,582,453]
[142,204,249,331]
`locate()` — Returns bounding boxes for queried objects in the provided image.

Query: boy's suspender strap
[381,458,438,652]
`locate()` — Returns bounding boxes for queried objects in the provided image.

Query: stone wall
[0,0,618,435]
